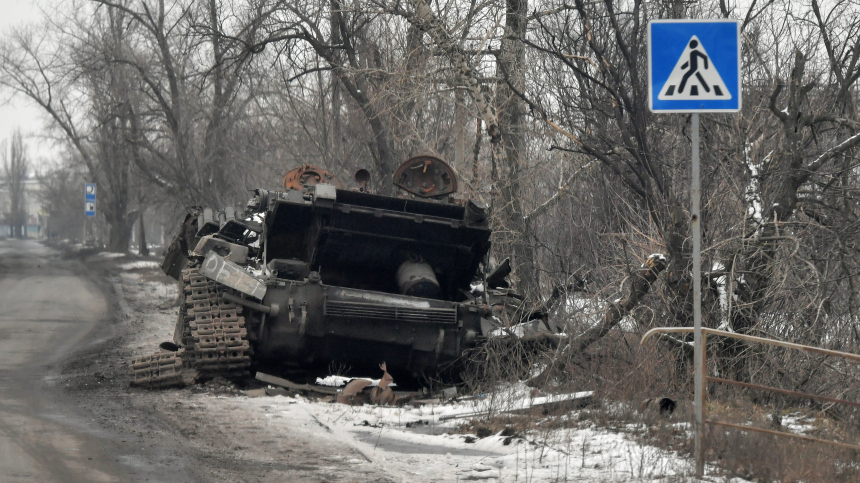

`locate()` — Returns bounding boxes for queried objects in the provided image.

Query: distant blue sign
[648,20,741,113]
[85,183,96,217]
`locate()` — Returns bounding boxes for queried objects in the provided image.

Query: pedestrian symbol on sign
[658,36,731,101]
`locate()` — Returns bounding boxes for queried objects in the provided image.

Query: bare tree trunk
[203,0,231,206]
[138,205,149,256]
[454,90,467,169]
[495,0,537,302]
[320,0,398,193]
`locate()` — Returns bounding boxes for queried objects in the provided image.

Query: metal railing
[641,327,860,477]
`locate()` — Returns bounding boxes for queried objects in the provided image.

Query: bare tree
[515,0,860,382]
[36,161,88,241]
[2,130,29,238]
[0,10,144,250]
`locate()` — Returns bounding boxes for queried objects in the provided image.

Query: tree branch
[529,254,668,386]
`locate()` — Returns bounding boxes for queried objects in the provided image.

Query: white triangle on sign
[658,35,731,101]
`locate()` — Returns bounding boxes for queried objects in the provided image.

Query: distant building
[0,176,43,238]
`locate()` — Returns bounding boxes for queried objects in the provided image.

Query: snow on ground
[113,269,179,358]
[189,389,749,482]
[119,272,177,302]
[780,413,818,434]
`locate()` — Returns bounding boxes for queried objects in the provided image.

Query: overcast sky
[0,0,57,170]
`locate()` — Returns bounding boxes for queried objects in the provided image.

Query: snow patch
[488,320,555,338]
[781,413,817,434]
[744,146,770,230]
[119,260,161,270]
[98,252,128,258]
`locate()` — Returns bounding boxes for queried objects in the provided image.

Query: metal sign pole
[647,20,740,478]
[691,112,704,478]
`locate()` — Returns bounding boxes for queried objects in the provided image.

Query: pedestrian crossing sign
[85,183,96,216]
[648,19,741,113]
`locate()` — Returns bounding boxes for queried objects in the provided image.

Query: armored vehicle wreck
[132,156,524,389]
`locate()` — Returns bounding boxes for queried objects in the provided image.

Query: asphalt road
[0,239,173,482]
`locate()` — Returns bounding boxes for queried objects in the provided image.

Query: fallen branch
[438,391,595,421]
[255,372,339,395]
[528,254,668,387]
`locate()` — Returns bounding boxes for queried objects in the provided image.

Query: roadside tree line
[2,0,860,389]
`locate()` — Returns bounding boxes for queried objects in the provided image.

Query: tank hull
[253,282,482,384]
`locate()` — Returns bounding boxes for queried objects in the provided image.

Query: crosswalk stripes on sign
[658,35,730,101]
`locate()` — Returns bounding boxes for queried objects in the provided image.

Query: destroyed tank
[132,155,524,389]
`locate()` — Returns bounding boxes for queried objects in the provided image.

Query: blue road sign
[648,20,741,113]
[85,183,96,216]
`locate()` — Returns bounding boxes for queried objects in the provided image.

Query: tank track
[131,265,252,388]
[130,348,196,389]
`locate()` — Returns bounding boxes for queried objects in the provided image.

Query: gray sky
[0,0,57,170]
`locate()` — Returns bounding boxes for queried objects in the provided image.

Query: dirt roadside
[58,248,398,483]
